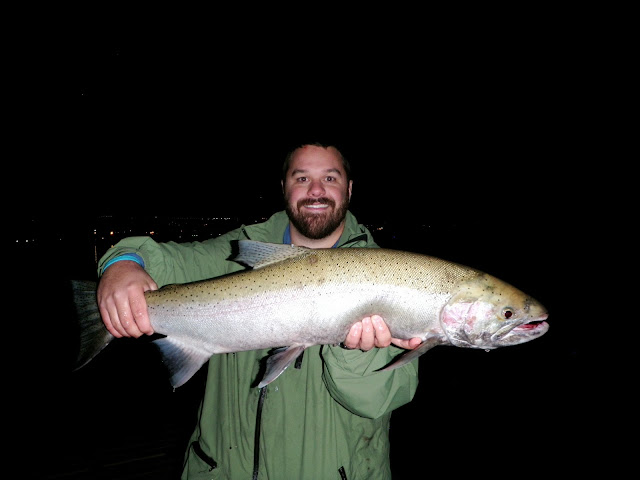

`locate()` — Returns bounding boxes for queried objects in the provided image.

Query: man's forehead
[289,146,344,172]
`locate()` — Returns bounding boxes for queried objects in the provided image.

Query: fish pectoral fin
[153,337,211,388]
[257,345,307,388]
[378,335,444,372]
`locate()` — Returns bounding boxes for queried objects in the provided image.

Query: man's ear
[348,180,353,201]
[281,179,285,195]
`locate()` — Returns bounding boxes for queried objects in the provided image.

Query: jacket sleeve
[97,231,245,288]
[321,345,419,419]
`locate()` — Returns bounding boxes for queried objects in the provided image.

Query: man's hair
[281,142,351,184]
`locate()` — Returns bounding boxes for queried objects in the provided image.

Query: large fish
[73,240,549,388]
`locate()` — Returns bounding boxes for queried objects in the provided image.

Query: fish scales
[73,241,549,387]
[146,249,476,349]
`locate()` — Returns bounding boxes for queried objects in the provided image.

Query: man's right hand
[97,261,158,338]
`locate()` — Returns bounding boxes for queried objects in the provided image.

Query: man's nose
[308,179,325,196]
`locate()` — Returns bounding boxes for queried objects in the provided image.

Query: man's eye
[325,176,335,182]
[296,177,307,182]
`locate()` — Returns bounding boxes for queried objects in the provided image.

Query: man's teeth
[305,204,328,209]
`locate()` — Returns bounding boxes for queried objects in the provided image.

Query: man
[97,143,421,479]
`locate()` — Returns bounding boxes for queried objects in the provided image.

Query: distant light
[110,231,114,235]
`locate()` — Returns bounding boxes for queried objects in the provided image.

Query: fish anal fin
[257,345,306,388]
[153,337,211,388]
[378,335,444,372]
[234,241,310,269]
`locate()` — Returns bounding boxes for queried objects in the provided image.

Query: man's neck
[289,221,346,249]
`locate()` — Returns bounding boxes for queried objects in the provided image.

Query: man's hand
[97,261,158,338]
[342,315,422,351]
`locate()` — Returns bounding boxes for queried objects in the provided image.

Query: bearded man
[96,142,421,479]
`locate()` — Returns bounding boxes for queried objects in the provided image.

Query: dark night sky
[14,22,578,230]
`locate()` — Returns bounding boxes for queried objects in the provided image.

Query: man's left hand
[343,315,422,351]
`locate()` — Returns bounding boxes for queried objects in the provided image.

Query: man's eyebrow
[290,168,343,176]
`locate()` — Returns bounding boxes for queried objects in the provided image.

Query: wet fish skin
[73,241,549,388]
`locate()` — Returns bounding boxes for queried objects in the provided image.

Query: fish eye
[502,308,514,319]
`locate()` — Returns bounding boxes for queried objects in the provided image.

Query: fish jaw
[490,313,549,346]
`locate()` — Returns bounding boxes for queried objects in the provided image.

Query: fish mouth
[491,313,549,342]
[511,313,549,333]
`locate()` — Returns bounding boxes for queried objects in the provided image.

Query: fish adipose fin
[72,280,115,369]
[378,335,444,372]
[153,337,212,388]
[257,344,306,388]
[234,240,310,269]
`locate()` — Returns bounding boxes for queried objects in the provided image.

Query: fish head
[440,274,549,350]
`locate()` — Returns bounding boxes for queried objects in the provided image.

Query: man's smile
[297,198,335,213]
[303,203,330,211]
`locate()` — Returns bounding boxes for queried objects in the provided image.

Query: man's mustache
[297,198,336,209]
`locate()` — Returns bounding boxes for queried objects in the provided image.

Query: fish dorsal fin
[234,240,310,269]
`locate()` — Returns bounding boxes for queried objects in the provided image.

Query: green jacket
[99,211,419,480]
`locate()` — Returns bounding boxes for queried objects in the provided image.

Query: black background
[11,11,599,479]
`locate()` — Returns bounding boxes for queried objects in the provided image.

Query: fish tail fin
[378,335,444,372]
[71,280,114,370]
[152,337,212,388]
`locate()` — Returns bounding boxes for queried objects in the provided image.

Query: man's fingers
[359,317,375,351]
[342,316,421,352]
[130,295,154,335]
[99,303,122,338]
[371,315,391,348]
[391,337,423,350]
[119,303,145,338]
[344,322,362,349]
[99,293,146,338]
[107,299,127,337]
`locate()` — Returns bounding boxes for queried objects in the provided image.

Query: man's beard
[285,196,349,240]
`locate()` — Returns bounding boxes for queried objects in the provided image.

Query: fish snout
[491,313,549,344]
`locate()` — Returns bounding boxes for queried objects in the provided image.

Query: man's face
[282,145,353,240]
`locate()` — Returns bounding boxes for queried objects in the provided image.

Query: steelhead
[73,240,549,387]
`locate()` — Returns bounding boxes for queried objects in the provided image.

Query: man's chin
[293,215,340,240]
[286,201,349,240]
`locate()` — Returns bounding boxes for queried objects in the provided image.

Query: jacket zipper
[252,353,304,479]
[252,385,268,480]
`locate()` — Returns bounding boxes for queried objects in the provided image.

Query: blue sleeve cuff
[101,253,146,275]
